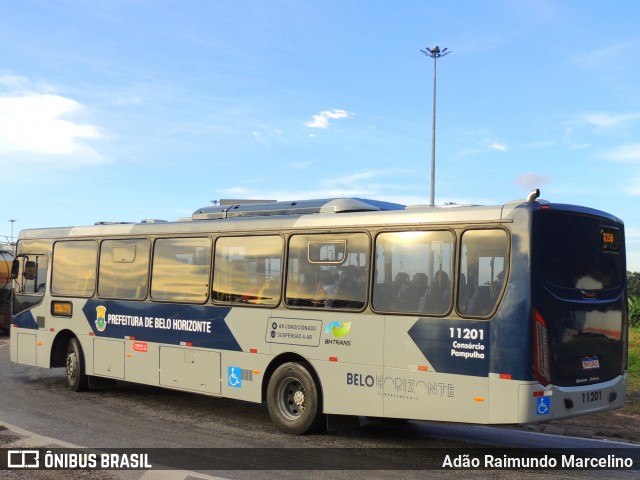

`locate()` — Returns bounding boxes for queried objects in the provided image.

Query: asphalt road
[0,334,638,479]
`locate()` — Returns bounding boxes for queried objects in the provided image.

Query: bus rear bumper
[517,374,627,424]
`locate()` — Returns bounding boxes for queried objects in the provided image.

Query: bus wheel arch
[263,354,326,434]
[50,330,77,368]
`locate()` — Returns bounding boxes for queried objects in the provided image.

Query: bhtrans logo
[324,321,351,346]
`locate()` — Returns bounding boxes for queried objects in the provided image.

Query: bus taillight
[533,308,551,387]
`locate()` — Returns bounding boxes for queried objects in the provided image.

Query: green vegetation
[630,296,640,328]
[628,271,640,297]
[629,326,640,377]
[627,327,640,416]
[628,271,640,328]
[626,272,639,402]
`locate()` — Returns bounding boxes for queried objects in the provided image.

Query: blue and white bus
[10,191,628,434]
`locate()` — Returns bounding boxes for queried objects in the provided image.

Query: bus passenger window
[373,231,453,315]
[51,241,97,297]
[98,239,150,300]
[285,233,369,310]
[458,229,509,317]
[151,237,211,303]
[212,236,283,306]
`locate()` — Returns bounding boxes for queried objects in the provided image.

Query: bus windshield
[539,211,624,290]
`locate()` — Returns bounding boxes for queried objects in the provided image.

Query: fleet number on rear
[582,390,602,403]
[450,327,484,341]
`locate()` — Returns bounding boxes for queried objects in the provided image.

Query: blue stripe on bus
[408,319,490,377]
[12,310,38,329]
[82,300,242,351]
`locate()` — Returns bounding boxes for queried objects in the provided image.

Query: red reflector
[250,348,257,353]
[329,357,338,362]
[499,373,512,380]
[533,391,544,397]
[533,308,547,327]
[541,205,551,209]
[89,332,95,336]
[50,328,55,332]
[186,342,192,347]
[418,365,428,371]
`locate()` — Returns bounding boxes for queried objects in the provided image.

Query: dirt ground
[515,384,640,444]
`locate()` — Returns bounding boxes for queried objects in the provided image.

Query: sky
[1,0,640,271]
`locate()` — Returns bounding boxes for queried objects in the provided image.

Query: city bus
[9,190,628,434]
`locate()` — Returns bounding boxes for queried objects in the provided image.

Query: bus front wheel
[66,338,89,392]
[267,362,325,435]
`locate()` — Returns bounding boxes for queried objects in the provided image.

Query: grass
[624,326,640,416]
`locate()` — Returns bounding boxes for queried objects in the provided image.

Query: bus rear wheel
[267,362,325,435]
[66,338,89,392]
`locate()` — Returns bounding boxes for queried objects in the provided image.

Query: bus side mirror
[11,259,19,279]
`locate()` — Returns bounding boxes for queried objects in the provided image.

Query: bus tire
[66,338,89,392]
[267,362,325,435]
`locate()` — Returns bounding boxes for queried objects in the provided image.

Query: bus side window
[51,240,97,297]
[98,239,150,300]
[286,233,369,310]
[373,230,453,315]
[458,229,508,317]
[151,237,211,303]
[212,235,283,306]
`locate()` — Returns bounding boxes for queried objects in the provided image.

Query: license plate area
[581,356,600,370]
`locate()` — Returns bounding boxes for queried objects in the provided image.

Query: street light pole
[8,219,16,244]
[420,46,450,206]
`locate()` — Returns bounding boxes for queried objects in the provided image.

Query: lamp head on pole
[420,46,450,59]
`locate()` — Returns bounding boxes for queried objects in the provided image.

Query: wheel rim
[66,351,78,385]
[276,376,306,420]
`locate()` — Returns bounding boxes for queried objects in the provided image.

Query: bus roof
[17,197,535,240]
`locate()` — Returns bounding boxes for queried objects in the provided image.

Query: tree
[630,296,640,328]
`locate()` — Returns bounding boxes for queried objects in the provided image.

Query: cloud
[567,43,632,70]
[219,169,396,201]
[626,178,640,196]
[0,93,101,158]
[489,142,507,152]
[304,109,353,129]
[513,172,550,190]
[601,144,640,164]
[581,112,640,128]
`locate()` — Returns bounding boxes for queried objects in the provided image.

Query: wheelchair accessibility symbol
[536,396,551,415]
[228,366,242,388]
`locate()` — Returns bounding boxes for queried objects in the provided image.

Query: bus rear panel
[528,204,626,420]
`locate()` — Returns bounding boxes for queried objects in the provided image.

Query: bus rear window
[538,212,623,290]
